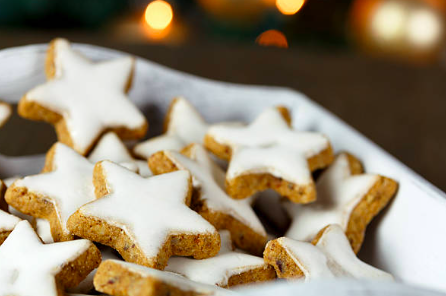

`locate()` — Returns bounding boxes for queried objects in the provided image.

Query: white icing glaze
[315,225,393,280]
[3,177,19,188]
[101,260,229,295]
[134,135,185,160]
[0,221,94,296]
[207,107,329,185]
[14,143,95,237]
[165,230,266,286]
[278,237,334,281]
[35,218,53,244]
[8,206,33,223]
[286,153,379,241]
[25,39,146,154]
[0,208,20,233]
[0,182,20,232]
[79,162,217,260]
[134,97,208,159]
[164,144,266,236]
[278,225,392,281]
[228,146,311,185]
[0,102,11,127]
[136,160,153,177]
[88,132,152,177]
[217,230,235,254]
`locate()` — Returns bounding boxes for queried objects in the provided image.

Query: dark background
[0,0,444,191]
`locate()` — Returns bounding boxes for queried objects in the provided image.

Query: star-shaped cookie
[0,101,11,128]
[204,106,334,203]
[149,143,267,255]
[94,260,230,296]
[165,230,275,287]
[134,97,208,159]
[68,161,220,270]
[264,224,393,281]
[89,131,152,177]
[18,38,147,155]
[6,142,96,241]
[0,180,21,245]
[285,153,398,252]
[0,220,101,296]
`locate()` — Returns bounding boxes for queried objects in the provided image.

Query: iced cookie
[89,131,152,177]
[285,153,398,253]
[18,38,147,155]
[68,161,220,270]
[264,224,393,281]
[5,142,96,241]
[0,220,101,296]
[149,143,267,255]
[94,260,229,296]
[0,101,11,128]
[204,106,333,203]
[165,230,275,287]
[134,97,208,159]
[0,180,21,245]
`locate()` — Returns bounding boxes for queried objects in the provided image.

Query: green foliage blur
[0,0,128,27]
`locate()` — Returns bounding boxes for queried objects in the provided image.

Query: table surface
[0,32,444,191]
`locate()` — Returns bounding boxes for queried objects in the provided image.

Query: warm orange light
[144,0,173,30]
[276,0,305,15]
[256,30,289,48]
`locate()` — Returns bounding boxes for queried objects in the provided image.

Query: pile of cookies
[0,39,398,296]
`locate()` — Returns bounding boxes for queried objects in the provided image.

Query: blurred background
[0,0,444,190]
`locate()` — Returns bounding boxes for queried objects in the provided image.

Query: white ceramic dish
[0,43,444,295]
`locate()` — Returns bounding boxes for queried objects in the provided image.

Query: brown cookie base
[56,243,102,290]
[329,152,398,253]
[346,175,398,253]
[68,211,220,270]
[224,265,276,288]
[225,173,317,204]
[0,230,12,245]
[94,260,217,296]
[263,238,305,279]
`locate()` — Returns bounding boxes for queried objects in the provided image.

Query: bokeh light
[144,0,173,30]
[351,0,445,62]
[276,0,305,15]
[256,30,289,48]
[370,1,406,42]
[406,8,443,49]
